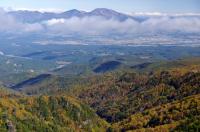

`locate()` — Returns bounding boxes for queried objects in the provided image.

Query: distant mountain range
[8,8,200,23]
[8,8,139,23]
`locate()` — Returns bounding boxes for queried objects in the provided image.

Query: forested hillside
[0,88,108,132]
[67,61,200,131]
[111,94,200,131]
[0,58,200,132]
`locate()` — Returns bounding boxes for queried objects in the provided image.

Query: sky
[0,0,200,13]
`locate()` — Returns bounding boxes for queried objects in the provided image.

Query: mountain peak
[65,9,82,13]
[91,8,118,15]
[61,9,85,18]
[90,8,130,21]
[62,9,83,14]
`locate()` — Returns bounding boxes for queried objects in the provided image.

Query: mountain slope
[111,94,200,131]
[0,95,108,131]
[88,8,130,21]
[93,61,122,73]
[67,62,200,123]
[11,74,52,90]
[10,74,82,95]
[0,86,22,98]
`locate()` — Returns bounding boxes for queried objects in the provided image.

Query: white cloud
[45,18,66,26]
[0,8,43,33]
[131,12,200,16]
[44,17,140,35]
[131,12,167,16]
[23,23,43,32]
[43,16,200,35]
[141,17,200,33]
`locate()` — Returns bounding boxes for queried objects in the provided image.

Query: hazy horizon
[0,0,200,14]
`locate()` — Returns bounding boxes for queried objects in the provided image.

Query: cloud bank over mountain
[44,17,200,35]
[0,8,200,35]
[0,9,43,33]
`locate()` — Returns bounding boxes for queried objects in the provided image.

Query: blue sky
[0,0,200,13]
